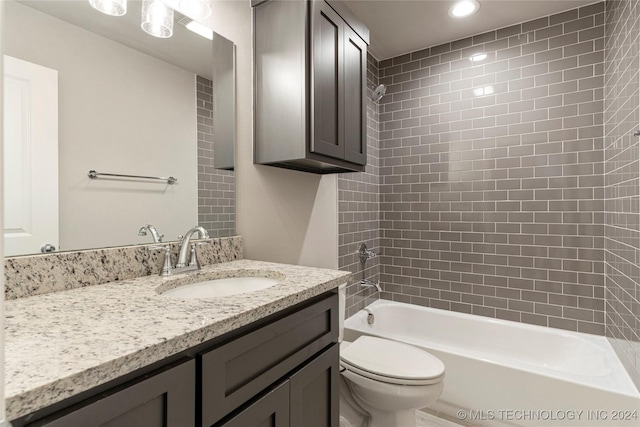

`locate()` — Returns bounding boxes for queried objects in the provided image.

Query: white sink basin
[160,276,281,299]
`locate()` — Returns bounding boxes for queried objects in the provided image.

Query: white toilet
[338,284,445,427]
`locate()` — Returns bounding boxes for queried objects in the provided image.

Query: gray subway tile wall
[604,0,640,388]
[339,53,381,318]
[197,76,236,238]
[376,3,606,334]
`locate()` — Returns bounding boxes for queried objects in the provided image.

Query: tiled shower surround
[197,76,236,238]
[604,0,640,388]
[339,0,640,386]
[339,54,382,317]
[338,4,610,330]
[376,2,606,334]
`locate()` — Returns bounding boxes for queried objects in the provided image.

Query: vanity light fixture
[179,0,212,19]
[184,19,214,40]
[141,0,174,38]
[470,53,487,62]
[88,0,127,16]
[449,0,480,18]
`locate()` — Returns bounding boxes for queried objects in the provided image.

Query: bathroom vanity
[5,258,350,427]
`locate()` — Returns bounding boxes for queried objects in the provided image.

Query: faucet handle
[148,244,173,276]
[188,243,199,268]
[187,241,210,268]
[358,243,377,264]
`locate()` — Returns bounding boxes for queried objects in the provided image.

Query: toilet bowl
[338,284,445,427]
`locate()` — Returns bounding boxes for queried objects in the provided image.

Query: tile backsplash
[4,236,243,300]
[374,2,606,334]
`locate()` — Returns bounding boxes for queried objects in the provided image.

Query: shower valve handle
[358,243,377,264]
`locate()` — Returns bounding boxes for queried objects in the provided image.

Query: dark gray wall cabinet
[254,0,369,174]
[17,293,339,427]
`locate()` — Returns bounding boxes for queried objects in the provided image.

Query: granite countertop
[5,259,351,420]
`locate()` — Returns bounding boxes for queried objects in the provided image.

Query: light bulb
[89,0,127,16]
[141,0,174,38]
[449,0,480,18]
[179,0,211,19]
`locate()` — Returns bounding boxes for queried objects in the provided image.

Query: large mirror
[3,0,235,256]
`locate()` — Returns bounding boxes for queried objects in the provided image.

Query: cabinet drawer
[200,293,338,426]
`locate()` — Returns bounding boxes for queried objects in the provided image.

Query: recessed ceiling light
[470,53,487,62]
[449,0,480,18]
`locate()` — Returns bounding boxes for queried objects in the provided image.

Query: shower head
[370,84,387,103]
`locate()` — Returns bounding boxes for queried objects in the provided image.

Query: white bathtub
[343,300,640,426]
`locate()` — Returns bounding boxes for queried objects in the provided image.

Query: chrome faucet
[360,278,382,293]
[138,224,164,243]
[358,242,382,293]
[176,226,210,268]
[147,226,210,277]
[358,243,376,264]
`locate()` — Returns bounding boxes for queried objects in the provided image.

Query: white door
[3,55,58,256]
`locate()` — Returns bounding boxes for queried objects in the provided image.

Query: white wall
[0,0,6,422]
[4,1,198,251]
[206,1,338,270]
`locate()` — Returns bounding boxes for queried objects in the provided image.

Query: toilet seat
[340,336,445,386]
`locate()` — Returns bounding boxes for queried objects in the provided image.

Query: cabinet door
[200,293,338,426]
[221,381,290,427]
[343,25,367,166]
[311,0,344,160]
[30,359,195,427]
[289,344,340,427]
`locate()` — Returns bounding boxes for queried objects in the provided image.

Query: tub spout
[360,278,382,293]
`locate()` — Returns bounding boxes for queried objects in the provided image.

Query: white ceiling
[343,0,598,60]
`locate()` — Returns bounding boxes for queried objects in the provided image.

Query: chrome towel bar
[88,170,177,184]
